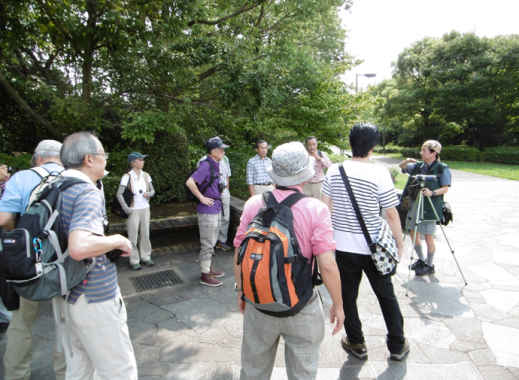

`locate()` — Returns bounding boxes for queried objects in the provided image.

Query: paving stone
[469,349,497,366]
[477,365,519,380]
[482,323,519,368]
[481,289,519,313]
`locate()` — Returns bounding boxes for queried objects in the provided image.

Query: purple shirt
[191,157,222,214]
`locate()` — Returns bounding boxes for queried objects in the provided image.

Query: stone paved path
[1,158,518,379]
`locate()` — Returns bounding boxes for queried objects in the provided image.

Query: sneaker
[341,336,368,360]
[200,273,223,287]
[209,268,225,278]
[216,241,233,252]
[141,259,155,267]
[410,259,425,271]
[390,339,410,361]
[130,263,142,271]
[416,263,435,276]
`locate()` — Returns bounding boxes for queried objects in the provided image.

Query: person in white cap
[0,139,66,380]
[233,141,344,380]
[117,152,155,270]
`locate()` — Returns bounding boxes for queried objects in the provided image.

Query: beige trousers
[126,207,152,265]
[198,213,220,273]
[303,182,323,199]
[3,298,66,380]
[240,293,325,380]
[253,185,275,196]
[63,290,137,380]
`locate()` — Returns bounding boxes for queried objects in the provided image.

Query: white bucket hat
[267,142,315,186]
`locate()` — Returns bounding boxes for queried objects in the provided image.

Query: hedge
[400,145,519,164]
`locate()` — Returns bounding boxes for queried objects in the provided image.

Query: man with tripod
[399,140,452,276]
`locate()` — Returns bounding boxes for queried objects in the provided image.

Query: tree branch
[188,1,264,27]
[0,71,59,138]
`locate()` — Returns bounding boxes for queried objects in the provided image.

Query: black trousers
[336,251,405,353]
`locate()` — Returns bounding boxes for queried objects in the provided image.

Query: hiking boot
[416,263,435,276]
[216,241,233,252]
[410,259,425,271]
[390,339,410,361]
[130,263,142,271]
[209,268,225,278]
[341,336,368,360]
[200,273,223,287]
[142,259,155,267]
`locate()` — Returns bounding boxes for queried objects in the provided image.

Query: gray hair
[61,132,101,169]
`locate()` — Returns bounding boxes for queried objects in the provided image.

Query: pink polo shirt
[233,186,336,260]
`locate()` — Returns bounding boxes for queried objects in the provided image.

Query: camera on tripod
[408,174,438,189]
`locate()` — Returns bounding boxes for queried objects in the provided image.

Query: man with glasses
[59,131,137,379]
[0,140,66,380]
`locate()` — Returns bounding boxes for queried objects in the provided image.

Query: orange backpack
[237,190,316,317]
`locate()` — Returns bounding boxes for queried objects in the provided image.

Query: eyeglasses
[90,152,109,160]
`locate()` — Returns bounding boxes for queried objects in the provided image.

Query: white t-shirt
[322,160,399,255]
[120,170,152,210]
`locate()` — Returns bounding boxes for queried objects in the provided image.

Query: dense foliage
[372,32,519,149]
[0,0,357,203]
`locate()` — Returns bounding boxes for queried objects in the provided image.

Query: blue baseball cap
[128,152,148,162]
[206,136,229,152]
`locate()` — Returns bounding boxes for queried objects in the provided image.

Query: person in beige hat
[399,139,452,276]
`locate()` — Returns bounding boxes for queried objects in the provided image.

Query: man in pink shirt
[233,141,344,380]
[303,136,332,198]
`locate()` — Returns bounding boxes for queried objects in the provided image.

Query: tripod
[405,184,467,296]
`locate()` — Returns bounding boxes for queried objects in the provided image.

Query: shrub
[481,147,519,165]
[440,145,481,162]
[0,152,32,172]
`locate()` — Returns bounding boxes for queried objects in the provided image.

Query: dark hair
[305,136,317,144]
[256,140,268,149]
[349,123,379,158]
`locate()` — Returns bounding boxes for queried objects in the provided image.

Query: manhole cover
[130,269,183,292]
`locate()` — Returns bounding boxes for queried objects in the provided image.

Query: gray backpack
[0,175,95,301]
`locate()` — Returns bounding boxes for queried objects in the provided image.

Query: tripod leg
[405,192,423,297]
[425,196,468,286]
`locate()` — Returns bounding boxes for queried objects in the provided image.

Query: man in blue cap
[117,152,155,270]
[186,137,228,287]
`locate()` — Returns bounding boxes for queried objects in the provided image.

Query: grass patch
[376,152,519,182]
[446,161,519,181]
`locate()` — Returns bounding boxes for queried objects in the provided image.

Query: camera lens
[139,190,143,194]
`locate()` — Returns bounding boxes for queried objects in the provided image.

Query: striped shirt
[322,160,399,255]
[59,170,118,304]
[246,155,272,185]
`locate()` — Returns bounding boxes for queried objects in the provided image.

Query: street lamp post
[355,73,376,93]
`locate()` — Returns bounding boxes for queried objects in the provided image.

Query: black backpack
[111,172,133,218]
[0,176,95,301]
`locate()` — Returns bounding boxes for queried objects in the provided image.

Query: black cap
[206,136,229,152]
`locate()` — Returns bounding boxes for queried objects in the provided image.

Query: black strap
[338,165,375,253]
[199,158,218,196]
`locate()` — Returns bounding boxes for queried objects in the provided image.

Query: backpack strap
[31,166,51,179]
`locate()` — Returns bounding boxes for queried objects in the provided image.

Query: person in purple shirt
[186,136,229,287]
